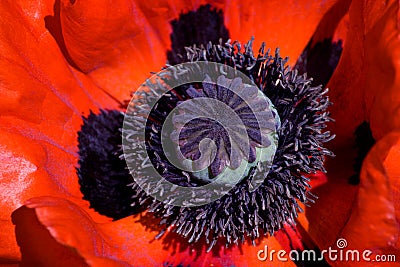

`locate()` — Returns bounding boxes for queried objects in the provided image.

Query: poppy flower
[1,1,399,267]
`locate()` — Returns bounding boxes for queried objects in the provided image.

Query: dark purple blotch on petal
[295,38,343,88]
[77,110,138,220]
[167,4,229,65]
[348,121,375,185]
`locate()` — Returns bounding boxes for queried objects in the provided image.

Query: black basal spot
[166,4,229,65]
[295,38,343,88]
[348,121,376,185]
[77,110,137,220]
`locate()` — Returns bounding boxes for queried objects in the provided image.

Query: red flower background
[0,0,400,266]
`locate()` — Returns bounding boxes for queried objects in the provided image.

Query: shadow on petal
[12,198,131,267]
[45,0,81,71]
[11,205,89,267]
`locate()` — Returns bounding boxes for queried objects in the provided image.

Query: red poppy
[0,0,399,266]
